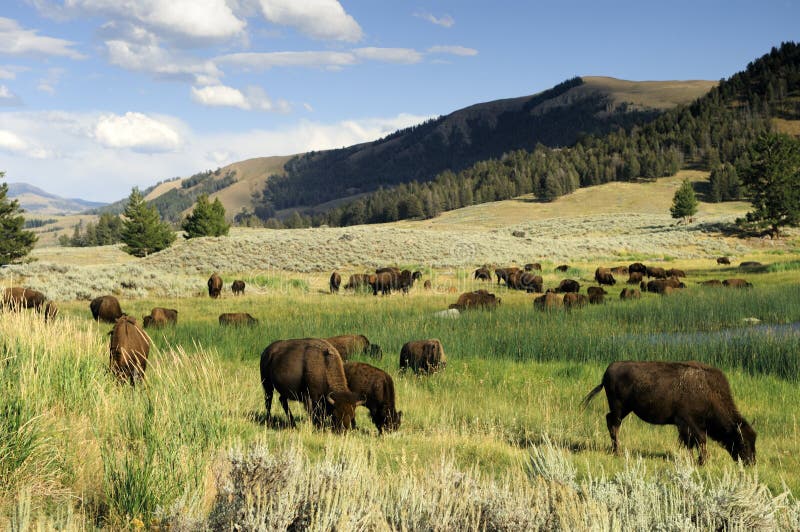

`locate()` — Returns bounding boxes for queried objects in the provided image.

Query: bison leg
[263,380,274,423]
[280,395,296,428]
[606,413,622,455]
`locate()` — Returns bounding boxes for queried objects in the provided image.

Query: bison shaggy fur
[716,256,731,265]
[627,272,644,284]
[534,292,563,311]
[619,288,641,300]
[208,273,223,298]
[646,266,668,279]
[344,362,401,433]
[143,307,178,328]
[109,316,150,385]
[449,289,501,311]
[90,295,123,323]
[563,293,588,309]
[219,312,258,326]
[582,361,756,465]
[594,267,617,286]
[628,262,647,274]
[555,279,580,293]
[555,264,570,272]
[399,339,446,374]
[325,334,383,360]
[232,280,246,295]
[723,278,753,288]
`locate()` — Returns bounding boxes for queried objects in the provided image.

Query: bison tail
[580,383,604,410]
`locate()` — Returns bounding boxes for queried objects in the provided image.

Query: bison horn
[326,392,336,405]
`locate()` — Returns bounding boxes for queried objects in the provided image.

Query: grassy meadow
[2,260,800,529]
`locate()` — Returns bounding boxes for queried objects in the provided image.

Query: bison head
[326,391,366,433]
[368,344,383,360]
[727,421,757,465]
[377,409,402,434]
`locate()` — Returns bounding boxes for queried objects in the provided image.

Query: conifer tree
[670,179,699,222]
[0,177,37,265]
[121,188,175,256]
[182,194,230,238]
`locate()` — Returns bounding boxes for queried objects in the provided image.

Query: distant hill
[8,182,106,215]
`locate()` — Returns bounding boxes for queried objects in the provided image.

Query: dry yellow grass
[773,117,800,136]
[27,213,99,247]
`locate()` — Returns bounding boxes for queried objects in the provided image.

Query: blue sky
[0,0,798,201]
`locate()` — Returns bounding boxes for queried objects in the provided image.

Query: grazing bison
[582,361,756,465]
[642,278,685,294]
[700,279,723,287]
[324,334,383,360]
[717,256,731,265]
[627,272,644,284]
[398,269,418,294]
[449,289,501,311]
[474,267,492,281]
[646,266,668,279]
[495,267,520,286]
[555,279,580,293]
[595,268,617,286]
[563,293,588,309]
[534,292,563,311]
[260,338,364,431]
[329,271,341,294]
[587,286,608,298]
[524,262,542,272]
[666,268,686,278]
[109,316,150,386]
[723,278,753,289]
[423,280,432,290]
[232,280,245,295]
[371,271,396,296]
[208,273,223,299]
[588,292,605,305]
[399,339,446,374]
[142,307,178,328]
[344,362,401,433]
[90,295,123,323]
[518,272,543,293]
[628,262,647,275]
[555,264,569,272]
[344,274,371,291]
[219,313,258,325]
[610,266,628,275]
[619,288,641,300]
[2,287,47,310]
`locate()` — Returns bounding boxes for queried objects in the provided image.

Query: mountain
[7,182,107,215]
[130,76,714,222]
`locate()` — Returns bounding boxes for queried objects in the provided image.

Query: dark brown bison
[700,279,723,287]
[344,362,401,433]
[619,288,641,300]
[423,280,432,290]
[555,279,580,293]
[2,288,58,322]
[376,266,401,276]
[587,286,608,298]
[563,293,588,309]
[628,262,647,275]
[399,339,446,374]
[595,268,616,286]
[555,264,569,272]
[90,295,123,323]
[449,289,501,311]
[260,338,364,431]
[109,316,150,385]
[716,256,731,265]
[534,292,563,311]
[208,273,223,298]
[142,307,178,328]
[495,267,520,285]
[524,262,542,272]
[610,266,628,275]
[344,274,371,291]
[582,361,756,465]
[329,271,341,293]
[371,271,396,296]
[324,334,383,360]
[723,278,753,288]
[219,312,258,325]
[474,267,492,281]
[518,272,543,293]
[666,268,686,278]
[232,280,245,295]
[646,266,668,279]
[398,269,417,294]
[641,278,685,294]
[627,272,644,284]
[588,292,605,305]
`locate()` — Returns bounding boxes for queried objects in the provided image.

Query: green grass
[2,275,800,528]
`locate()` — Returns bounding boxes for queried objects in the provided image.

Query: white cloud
[427,45,478,57]
[106,39,222,84]
[217,50,357,70]
[37,68,65,95]
[190,84,287,112]
[413,11,455,28]
[353,47,422,64]
[0,129,51,158]
[258,0,362,42]
[46,0,245,41]
[0,66,25,80]
[0,85,23,106]
[0,17,84,58]
[93,112,182,152]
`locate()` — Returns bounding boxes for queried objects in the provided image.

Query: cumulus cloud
[217,50,357,70]
[190,84,287,112]
[353,47,422,64]
[258,0,363,42]
[0,129,51,159]
[93,112,182,152]
[413,11,455,28]
[0,85,23,106]
[0,17,84,58]
[427,45,478,56]
[105,38,222,84]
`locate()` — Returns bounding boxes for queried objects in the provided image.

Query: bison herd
[0,257,763,464]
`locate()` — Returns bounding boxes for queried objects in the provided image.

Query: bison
[524,262,542,272]
[628,262,647,274]
[610,266,629,275]
[90,295,123,323]
[587,286,608,298]
[555,279,580,293]
[232,280,245,295]
[518,273,543,293]
[423,280,432,290]
[581,361,756,465]
[700,279,723,287]
[627,272,644,284]
[534,292,563,311]
[208,273,223,298]
[641,278,685,294]
[716,256,731,265]
[109,316,150,385]
[563,293,588,309]
[723,278,753,288]
[344,274,371,291]
[142,307,178,328]
[474,267,492,281]
[619,288,641,300]
[371,271,395,296]
[2,287,56,321]
[344,361,401,433]
[376,266,401,276]
[555,264,570,272]
[595,267,617,286]
[646,266,668,279]
[219,313,258,326]
[666,268,686,278]
[399,339,446,374]
[260,338,364,431]
[329,271,341,294]
[588,292,605,305]
[324,334,383,360]
[739,261,763,270]
[449,289,501,311]
[495,267,520,286]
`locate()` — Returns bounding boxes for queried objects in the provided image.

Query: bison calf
[582,361,756,465]
[232,280,245,295]
[109,316,150,385]
[399,339,446,374]
[344,362,401,433]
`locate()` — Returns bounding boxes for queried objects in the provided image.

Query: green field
[2,263,800,529]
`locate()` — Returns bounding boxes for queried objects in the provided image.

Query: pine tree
[670,179,699,222]
[182,194,230,238]
[0,177,37,265]
[121,188,175,257]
